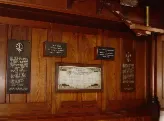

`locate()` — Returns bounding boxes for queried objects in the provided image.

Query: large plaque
[94,47,115,60]
[43,41,67,57]
[56,63,102,92]
[121,51,135,92]
[7,40,31,94]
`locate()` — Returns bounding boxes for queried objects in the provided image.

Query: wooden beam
[100,2,149,36]
[130,24,164,34]
[97,1,164,36]
[0,3,129,32]
[67,0,75,9]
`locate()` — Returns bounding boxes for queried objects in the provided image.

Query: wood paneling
[27,28,47,102]
[157,35,164,108]
[0,24,7,104]
[103,31,122,101]
[0,17,148,120]
[136,39,146,99]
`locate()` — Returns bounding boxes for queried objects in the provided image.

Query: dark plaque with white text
[121,51,135,92]
[7,40,31,94]
[44,41,67,57]
[94,47,115,60]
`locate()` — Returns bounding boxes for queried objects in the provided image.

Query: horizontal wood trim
[1,112,150,121]
[0,17,98,34]
[0,16,136,35]
[0,0,112,20]
[0,16,50,28]
[0,103,51,116]
[130,24,164,34]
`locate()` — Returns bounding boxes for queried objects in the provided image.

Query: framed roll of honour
[55,63,102,92]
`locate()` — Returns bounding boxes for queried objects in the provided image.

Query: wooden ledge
[130,24,164,34]
[1,109,150,121]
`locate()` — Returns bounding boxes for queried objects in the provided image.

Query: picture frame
[55,63,103,92]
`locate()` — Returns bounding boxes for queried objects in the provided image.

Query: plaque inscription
[121,51,135,92]
[94,47,115,60]
[56,63,102,92]
[43,41,67,57]
[7,40,31,94]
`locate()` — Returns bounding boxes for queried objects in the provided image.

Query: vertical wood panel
[27,28,47,102]
[46,27,63,113]
[79,33,100,101]
[61,32,78,101]
[51,29,63,113]
[136,39,146,99]
[157,35,164,108]
[8,25,30,103]
[54,31,79,112]
[103,31,122,101]
[96,30,103,109]
[101,31,108,110]
[0,24,7,103]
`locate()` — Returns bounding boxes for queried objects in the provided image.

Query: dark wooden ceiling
[139,0,163,8]
[99,0,164,8]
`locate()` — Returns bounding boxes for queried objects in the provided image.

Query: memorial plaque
[94,47,115,60]
[7,40,31,94]
[121,51,135,92]
[43,41,67,57]
[56,63,102,92]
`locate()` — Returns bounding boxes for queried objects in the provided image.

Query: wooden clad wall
[157,35,164,108]
[0,17,148,120]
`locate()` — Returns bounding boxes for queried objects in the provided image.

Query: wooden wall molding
[0,103,51,116]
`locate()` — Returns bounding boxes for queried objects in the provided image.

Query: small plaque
[44,41,67,57]
[94,47,115,60]
[7,40,31,94]
[120,0,138,7]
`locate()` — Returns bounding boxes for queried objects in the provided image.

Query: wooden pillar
[149,33,160,121]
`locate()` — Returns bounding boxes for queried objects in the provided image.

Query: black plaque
[43,41,67,57]
[94,47,115,60]
[121,51,135,92]
[121,63,135,91]
[7,40,31,94]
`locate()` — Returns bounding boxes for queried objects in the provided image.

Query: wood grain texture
[0,103,50,116]
[157,35,164,108]
[55,31,79,112]
[103,30,122,101]
[0,24,7,103]
[49,28,63,113]
[79,33,100,102]
[135,39,146,99]
[0,21,149,120]
[0,0,162,28]
[27,28,47,102]
[46,27,62,113]
[96,30,103,110]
